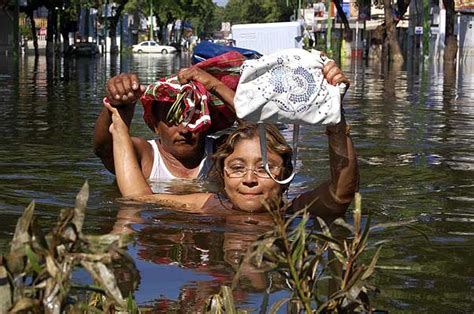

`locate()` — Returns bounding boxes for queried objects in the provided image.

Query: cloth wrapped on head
[141,51,246,134]
[234,49,343,125]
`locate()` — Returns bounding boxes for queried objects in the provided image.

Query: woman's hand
[106,73,146,106]
[103,100,153,197]
[323,60,350,87]
[103,100,130,136]
[177,67,222,91]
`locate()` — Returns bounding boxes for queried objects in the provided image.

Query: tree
[59,4,79,55]
[108,0,127,54]
[382,0,404,63]
[360,0,410,63]
[20,0,42,57]
[208,5,225,34]
[223,0,292,24]
[443,0,457,63]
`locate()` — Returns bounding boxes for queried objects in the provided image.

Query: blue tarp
[192,41,262,64]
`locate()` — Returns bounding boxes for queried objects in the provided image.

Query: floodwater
[0,52,473,312]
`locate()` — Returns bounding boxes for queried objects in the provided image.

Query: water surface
[0,52,473,312]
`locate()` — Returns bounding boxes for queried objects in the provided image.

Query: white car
[132,41,177,54]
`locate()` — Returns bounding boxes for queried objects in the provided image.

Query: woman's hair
[210,122,293,188]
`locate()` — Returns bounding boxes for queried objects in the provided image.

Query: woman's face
[223,137,283,213]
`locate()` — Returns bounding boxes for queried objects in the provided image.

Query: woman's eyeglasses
[224,165,282,179]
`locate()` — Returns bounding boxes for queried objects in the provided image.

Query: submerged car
[132,41,177,54]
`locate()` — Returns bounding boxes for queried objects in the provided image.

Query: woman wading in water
[104,58,358,218]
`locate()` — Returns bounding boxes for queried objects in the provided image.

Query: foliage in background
[0,182,139,313]
[223,0,293,25]
[19,14,33,39]
[205,193,382,313]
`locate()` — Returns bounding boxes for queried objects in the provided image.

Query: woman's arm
[104,102,154,197]
[291,61,359,217]
[291,117,359,216]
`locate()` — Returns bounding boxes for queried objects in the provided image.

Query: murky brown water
[0,52,473,312]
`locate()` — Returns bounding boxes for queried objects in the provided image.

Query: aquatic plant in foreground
[0,182,138,313]
[205,193,382,313]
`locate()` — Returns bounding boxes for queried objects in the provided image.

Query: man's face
[154,106,205,160]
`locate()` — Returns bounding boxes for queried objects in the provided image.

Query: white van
[231,21,304,55]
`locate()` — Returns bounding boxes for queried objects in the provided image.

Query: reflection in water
[0,53,473,312]
[115,205,280,311]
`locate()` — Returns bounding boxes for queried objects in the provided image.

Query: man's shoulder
[131,137,155,156]
[131,136,152,146]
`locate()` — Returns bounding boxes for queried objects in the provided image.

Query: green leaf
[358,213,372,250]
[369,219,417,231]
[25,244,42,274]
[361,246,382,280]
[316,217,331,237]
[221,286,236,313]
[205,294,223,313]
[290,220,307,264]
[126,291,138,313]
[330,218,354,239]
[252,237,277,267]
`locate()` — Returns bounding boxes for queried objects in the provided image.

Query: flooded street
[0,52,473,312]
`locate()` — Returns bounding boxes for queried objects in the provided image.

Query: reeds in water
[0,182,139,313]
[205,193,382,313]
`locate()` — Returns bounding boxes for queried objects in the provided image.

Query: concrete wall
[0,8,18,56]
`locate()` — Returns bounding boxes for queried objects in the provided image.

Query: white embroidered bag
[234,49,347,184]
[234,48,345,125]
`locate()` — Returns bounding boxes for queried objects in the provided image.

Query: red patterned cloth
[141,51,245,133]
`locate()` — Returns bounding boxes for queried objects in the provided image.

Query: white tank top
[147,138,214,181]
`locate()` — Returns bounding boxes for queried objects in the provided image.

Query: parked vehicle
[132,41,177,54]
[231,21,304,55]
[65,42,100,57]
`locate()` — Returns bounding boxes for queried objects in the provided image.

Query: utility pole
[104,0,109,53]
[14,0,20,57]
[149,0,153,40]
[326,0,332,53]
[422,0,430,55]
[438,0,446,49]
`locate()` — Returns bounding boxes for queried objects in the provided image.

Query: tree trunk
[443,0,457,63]
[383,0,404,63]
[84,8,90,41]
[61,27,69,55]
[109,5,124,55]
[46,9,56,57]
[26,8,39,57]
[332,0,350,32]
